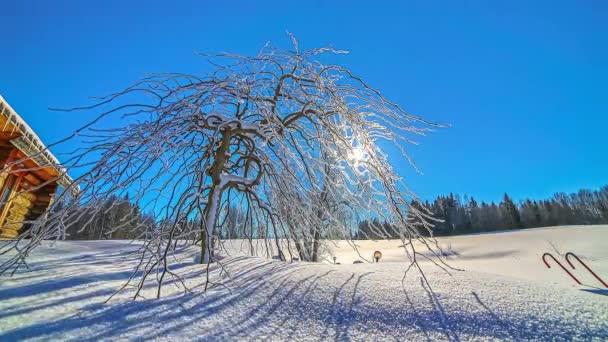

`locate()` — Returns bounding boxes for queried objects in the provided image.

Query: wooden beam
[23,173,42,187]
[21,158,57,181]
[0,132,21,142]
[33,194,53,203]
[0,173,23,228]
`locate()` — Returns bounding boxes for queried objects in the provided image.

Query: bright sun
[351,146,367,162]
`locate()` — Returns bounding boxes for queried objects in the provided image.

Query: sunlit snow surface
[1,225,607,340]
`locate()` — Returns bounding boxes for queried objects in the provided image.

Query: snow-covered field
[1,225,607,340]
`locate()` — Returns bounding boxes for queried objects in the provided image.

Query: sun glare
[351,146,367,162]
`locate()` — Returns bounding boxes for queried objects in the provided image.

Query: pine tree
[500,193,521,229]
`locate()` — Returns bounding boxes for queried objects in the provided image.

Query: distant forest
[62,185,608,240]
[61,195,153,240]
[357,185,608,239]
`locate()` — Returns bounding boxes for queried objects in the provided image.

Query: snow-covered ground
[1,225,607,340]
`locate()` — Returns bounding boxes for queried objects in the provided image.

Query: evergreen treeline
[62,195,154,240]
[61,185,608,240]
[357,185,608,238]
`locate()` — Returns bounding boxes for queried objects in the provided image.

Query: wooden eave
[0,95,78,194]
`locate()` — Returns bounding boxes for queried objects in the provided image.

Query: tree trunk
[200,184,223,264]
[311,229,321,262]
[199,128,232,265]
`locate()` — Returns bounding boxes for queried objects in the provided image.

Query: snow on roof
[0,95,75,191]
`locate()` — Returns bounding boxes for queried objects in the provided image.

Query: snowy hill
[1,225,607,340]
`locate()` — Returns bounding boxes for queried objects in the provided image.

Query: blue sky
[1,0,606,204]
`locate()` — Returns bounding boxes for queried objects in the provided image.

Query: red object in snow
[565,252,608,288]
[542,252,582,285]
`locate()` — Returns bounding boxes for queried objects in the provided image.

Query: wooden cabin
[0,95,74,239]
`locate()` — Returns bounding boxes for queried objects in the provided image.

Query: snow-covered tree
[1,36,449,297]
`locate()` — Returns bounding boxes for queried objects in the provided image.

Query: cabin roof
[0,95,75,191]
